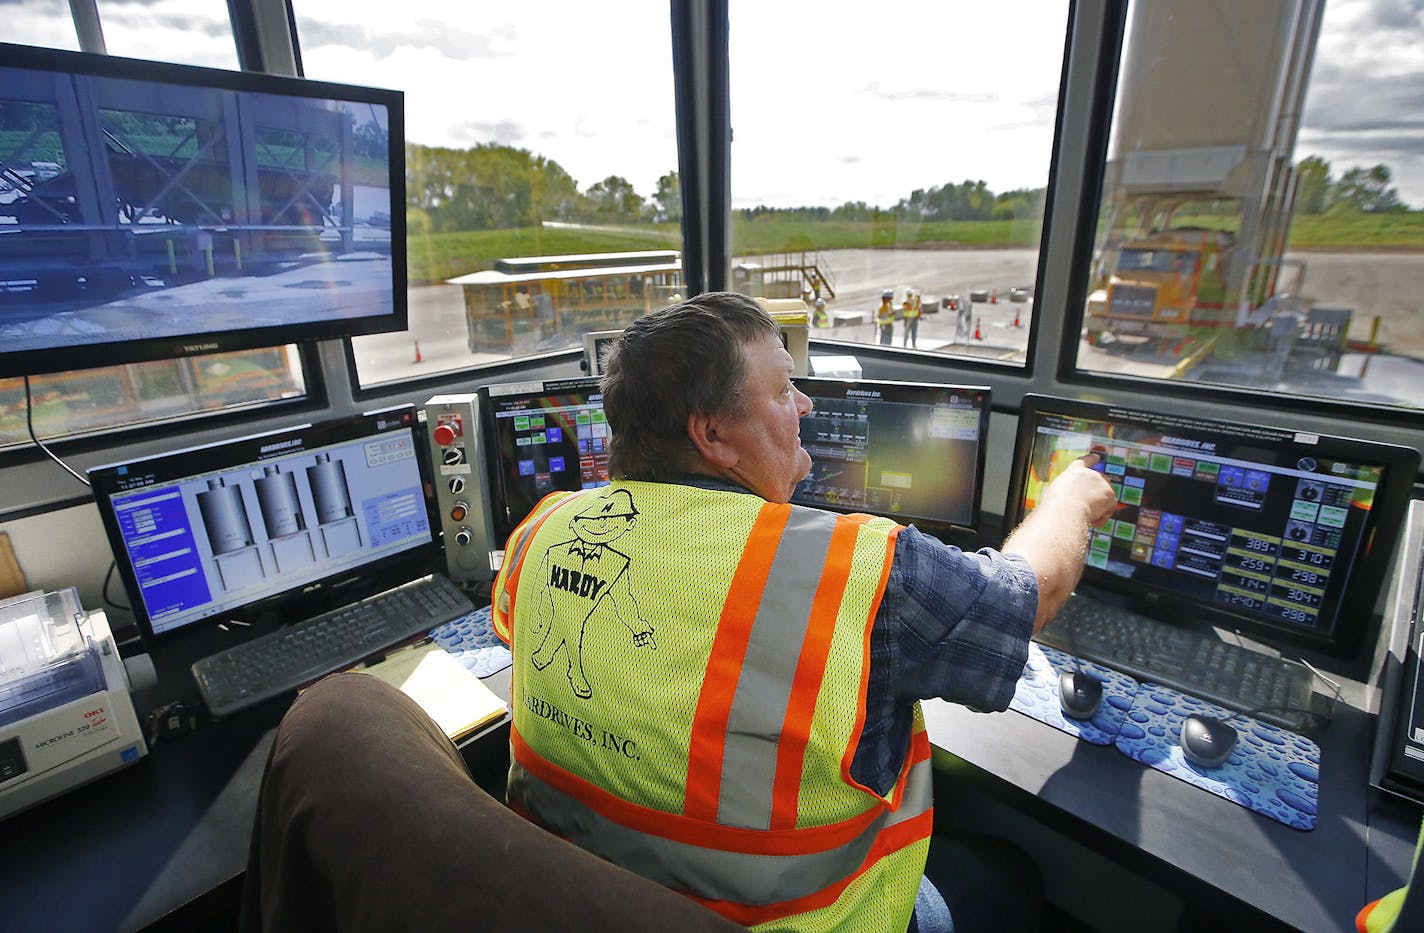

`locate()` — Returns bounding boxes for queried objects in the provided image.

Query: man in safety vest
[902,293,922,349]
[492,292,1115,933]
[875,289,895,345]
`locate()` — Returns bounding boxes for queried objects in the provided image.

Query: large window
[728,1,1070,366]
[95,1,241,70]
[290,1,685,387]
[8,0,82,52]
[0,349,305,448]
[1076,0,1424,411]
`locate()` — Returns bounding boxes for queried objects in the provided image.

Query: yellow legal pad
[353,642,508,742]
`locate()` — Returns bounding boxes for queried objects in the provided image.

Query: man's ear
[687,411,739,468]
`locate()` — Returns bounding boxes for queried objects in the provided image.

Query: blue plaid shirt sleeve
[886,524,1038,710]
[852,524,1038,793]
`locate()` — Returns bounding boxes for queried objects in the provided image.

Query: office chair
[239,672,742,932]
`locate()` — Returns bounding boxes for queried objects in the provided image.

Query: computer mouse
[1179,714,1238,768]
[1058,670,1103,720]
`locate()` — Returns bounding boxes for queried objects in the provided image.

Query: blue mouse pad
[1113,685,1319,831]
[1009,643,1138,745]
[430,605,513,678]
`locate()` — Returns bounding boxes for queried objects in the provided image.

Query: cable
[1217,701,1329,735]
[24,376,90,487]
[103,560,132,613]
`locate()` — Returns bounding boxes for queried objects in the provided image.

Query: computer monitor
[0,42,406,377]
[89,406,440,642]
[1004,394,1420,655]
[477,377,612,546]
[791,378,991,535]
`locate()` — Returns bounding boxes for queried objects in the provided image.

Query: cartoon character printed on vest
[529,488,655,698]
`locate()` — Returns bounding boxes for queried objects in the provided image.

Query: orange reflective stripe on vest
[508,715,933,911]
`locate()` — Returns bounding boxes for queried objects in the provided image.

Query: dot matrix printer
[0,588,148,820]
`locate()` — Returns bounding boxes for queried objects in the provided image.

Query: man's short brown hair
[601,292,778,481]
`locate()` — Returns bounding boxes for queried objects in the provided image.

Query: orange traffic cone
[973,317,983,341]
[412,340,423,363]
[1012,306,1022,327]
[990,290,998,304]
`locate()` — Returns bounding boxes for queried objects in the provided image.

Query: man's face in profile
[714,332,813,503]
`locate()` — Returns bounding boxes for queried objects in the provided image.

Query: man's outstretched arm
[1002,453,1118,633]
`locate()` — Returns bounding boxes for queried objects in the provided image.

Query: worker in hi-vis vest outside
[492,292,1116,933]
[876,289,896,345]
[902,292,922,349]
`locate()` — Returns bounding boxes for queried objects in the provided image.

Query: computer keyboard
[192,574,475,718]
[1036,592,1315,730]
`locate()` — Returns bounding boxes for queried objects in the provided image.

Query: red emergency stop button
[433,423,458,446]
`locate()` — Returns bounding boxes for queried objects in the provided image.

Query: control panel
[423,394,494,584]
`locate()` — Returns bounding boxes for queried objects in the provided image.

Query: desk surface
[922,692,1420,932]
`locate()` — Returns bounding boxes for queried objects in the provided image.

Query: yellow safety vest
[493,482,932,932]
[875,302,895,327]
[903,300,921,320]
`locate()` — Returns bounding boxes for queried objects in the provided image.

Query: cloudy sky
[9,0,1424,208]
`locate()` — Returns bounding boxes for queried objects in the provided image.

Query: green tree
[830,200,874,222]
[405,142,581,232]
[352,119,390,161]
[896,180,998,221]
[653,171,681,222]
[992,187,1047,221]
[581,175,644,221]
[1331,164,1406,213]
[530,155,581,221]
[1294,156,1331,214]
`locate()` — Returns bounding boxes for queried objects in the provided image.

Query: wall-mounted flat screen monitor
[0,42,406,377]
[89,407,439,642]
[1004,394,1420,655]
[791,378,991,535]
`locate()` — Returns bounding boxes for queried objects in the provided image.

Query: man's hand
[1038,452,1117,528]
[1004,452,1118,632]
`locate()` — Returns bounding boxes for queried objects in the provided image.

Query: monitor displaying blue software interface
[1005,395,1419,654]
[90,407,440,641]
[478,377,612,544]
[0,42,406,378]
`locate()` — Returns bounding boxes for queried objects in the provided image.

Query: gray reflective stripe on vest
[717,506,838,830]
[888,756,933,826]
[511,759,930,905]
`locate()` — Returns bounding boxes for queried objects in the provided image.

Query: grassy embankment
[406,214,1424,286]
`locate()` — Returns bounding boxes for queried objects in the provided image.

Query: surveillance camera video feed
[0,46,403,375]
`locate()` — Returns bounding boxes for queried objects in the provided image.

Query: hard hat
[882,289,894,299]
[575,488,639,520]
[814,298,826,307]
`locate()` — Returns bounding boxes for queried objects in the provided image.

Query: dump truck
[1086,228,1302,345]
